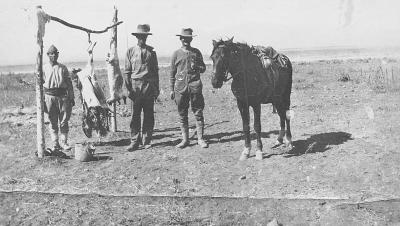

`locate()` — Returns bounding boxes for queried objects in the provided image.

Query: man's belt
[44,88,67,96]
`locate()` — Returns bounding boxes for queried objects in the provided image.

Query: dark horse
[210,38,293,160]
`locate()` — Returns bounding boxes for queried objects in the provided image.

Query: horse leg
[276,104,293,150]
[285,111,293,150]
[237,99,251,161]
[275,104,286,147]
[253,103,263,160]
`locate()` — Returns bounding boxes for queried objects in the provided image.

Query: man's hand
[70,99,75,107]
[170,91,175,100]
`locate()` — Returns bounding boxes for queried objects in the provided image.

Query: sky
[0,0,399,65]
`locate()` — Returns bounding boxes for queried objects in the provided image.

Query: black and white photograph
[0,0,400,225]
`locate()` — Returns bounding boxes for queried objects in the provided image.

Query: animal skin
[106,23,127,104]
[76,43,107,108]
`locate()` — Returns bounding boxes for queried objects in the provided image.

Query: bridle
[213,42,250,109]
[213,44,241,82]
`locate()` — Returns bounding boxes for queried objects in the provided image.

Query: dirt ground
[1,58,400,225]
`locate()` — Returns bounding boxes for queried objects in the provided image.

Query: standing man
[124,24,159,151]
[43,45,75,152]
[170,28,208,148]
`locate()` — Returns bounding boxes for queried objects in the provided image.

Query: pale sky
[0,0,399,65]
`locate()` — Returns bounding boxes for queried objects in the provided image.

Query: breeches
[45,95,72,134]
[130,97,154,135]
[174,91,204,124]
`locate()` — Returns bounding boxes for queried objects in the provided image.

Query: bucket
[74,143,95,162]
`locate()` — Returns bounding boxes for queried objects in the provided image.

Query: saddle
[251,46,290,104]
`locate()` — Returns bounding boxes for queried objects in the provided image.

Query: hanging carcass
[72,42,110,138]
[106,10,127,105]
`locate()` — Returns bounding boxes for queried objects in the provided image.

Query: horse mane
[212,38,252,55]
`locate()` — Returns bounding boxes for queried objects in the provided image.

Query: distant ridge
[2,46,400,74]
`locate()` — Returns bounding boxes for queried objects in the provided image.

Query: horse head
[210,37,235,88]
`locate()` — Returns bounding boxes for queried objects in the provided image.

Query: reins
[224,43,250,108]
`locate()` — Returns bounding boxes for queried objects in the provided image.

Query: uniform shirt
[170,47,206,94]
[124,45,159,82]
[43,63,74,99]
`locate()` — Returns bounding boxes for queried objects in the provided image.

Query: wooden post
[110,7,118,132]
[35,6,47,158]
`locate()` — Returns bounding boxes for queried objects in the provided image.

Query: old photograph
[0,0,400,225]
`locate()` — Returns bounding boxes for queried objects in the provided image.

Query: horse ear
[229,36,234,42]
[212,40,217,47]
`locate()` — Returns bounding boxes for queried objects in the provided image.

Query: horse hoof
[255,150,263,160]
[287,143,294,150]
[272,140,284,148]
[239,148,250,161]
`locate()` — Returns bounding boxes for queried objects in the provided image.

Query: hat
[47,45,59,54]
[176,28,197,37]
[131,24,152,36]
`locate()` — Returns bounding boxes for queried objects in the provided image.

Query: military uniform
[170,28,208,148]
[124,38,159,149]
[43,46,75,150]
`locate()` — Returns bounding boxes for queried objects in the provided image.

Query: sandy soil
[1,58,400,225]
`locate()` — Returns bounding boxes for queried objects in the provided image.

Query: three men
[42,27,209,154]
[124,24,160,151]
[43,45,75,152]
[170,28,208,148]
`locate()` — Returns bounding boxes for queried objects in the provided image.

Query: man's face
[181,36,193,47]
[47,52,58,64]
[136,35,148,46]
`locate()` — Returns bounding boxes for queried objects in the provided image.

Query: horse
[210,37,293,160]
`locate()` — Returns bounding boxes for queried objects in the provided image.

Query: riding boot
[59,132,72,150]
[196,121,208,148]
[126,132,142,152]
[50,131,60,151]
[176,124,189,148]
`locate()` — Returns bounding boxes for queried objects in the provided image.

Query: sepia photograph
[0,0,400,225]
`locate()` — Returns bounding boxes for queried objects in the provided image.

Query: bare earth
[1,58,400,225]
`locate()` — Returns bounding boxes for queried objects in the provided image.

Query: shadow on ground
[207,130,279,144]
[285,131,353,157]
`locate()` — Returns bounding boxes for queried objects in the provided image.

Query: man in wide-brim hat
[124,24,159,151]
[169,28,208,148]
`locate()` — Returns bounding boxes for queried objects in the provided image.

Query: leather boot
[176,124,189,148]
[126,132,141,152]
[59,132,72,150]
[196,121,208,148]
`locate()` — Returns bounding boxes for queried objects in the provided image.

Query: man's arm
[123,48,133,92]
[152,51,160,97]
[196,49,206,73]
[169,51,177,92]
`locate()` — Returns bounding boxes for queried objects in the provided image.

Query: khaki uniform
[43,63,74,149]
[170,46,207,147]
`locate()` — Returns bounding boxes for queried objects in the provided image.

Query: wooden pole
[110,7,118,132]
[35,6,46,158]
[49,16,123,34]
